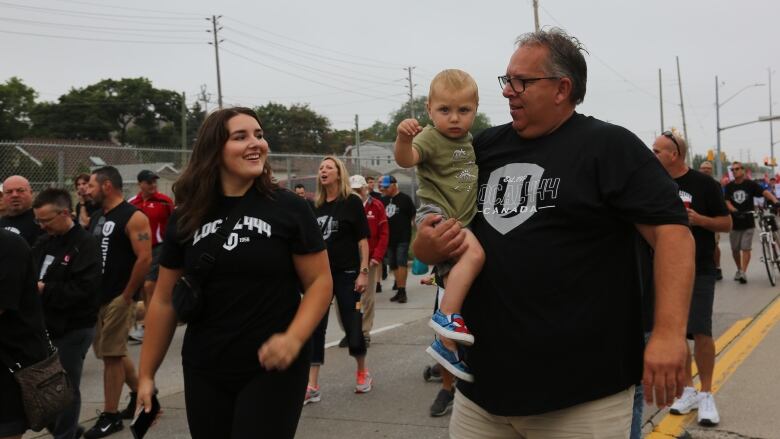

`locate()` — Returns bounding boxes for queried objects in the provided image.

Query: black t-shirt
[381,192,415,245]
[458,113,688,416]
[0,209,45,247]
[160,188,324,373]
[0,230,49,369]
[725,179,765,230]
[315,194,369,271]
[88,201,138,304]
[676,169,730,274]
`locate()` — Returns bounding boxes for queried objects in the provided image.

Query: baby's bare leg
[439,229,484,316]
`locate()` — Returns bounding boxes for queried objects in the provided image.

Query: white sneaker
[128,324,144,343]
[669,386,699,415]
[697,392,720,426]
[734,270,742,281]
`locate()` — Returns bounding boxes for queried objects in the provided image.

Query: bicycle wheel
[771,232,780,274]
[761,235,776,286]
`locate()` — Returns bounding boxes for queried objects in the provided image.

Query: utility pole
[532,0,540,31]
[716,76,723,179]
[181,92,187,151]
[770,68,775,169]
[207,15,224,109]
[658,68,664,132]
[355,114,361,175]
[676,56,690,164]
[406,66,416,119]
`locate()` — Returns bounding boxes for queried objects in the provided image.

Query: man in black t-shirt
[654,132,731,426]
[379,175,415,303]
[414,29,694,437]
[0,175,45,246]
[724,161,778,284]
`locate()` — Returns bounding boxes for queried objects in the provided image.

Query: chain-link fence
[0,141,417,203]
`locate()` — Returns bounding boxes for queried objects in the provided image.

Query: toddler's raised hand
[397,118,422,142]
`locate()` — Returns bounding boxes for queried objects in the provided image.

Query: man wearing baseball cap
[378,174,415,303]
[127,170,174,343]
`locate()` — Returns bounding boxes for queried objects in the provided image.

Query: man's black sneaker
[430,389,454,417]
[119,392,137,419]
[338,336,348,348]
[83,412,123,439]
[376,282,382,293]
[396,289,407,303]
[389,292,400,302]
[423,364,443,382]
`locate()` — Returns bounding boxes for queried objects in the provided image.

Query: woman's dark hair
[173,107,277,240]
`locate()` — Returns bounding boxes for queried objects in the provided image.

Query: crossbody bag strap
[188,188,255,278]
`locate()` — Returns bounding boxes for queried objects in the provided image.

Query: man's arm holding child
[395,118,423,168]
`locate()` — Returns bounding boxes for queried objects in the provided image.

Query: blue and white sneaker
[429,310,474,346]
[425,338,474,383]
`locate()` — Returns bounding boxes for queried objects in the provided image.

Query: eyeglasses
[662,131,681,156]
[498,75,560,94]
[34,210,63,225]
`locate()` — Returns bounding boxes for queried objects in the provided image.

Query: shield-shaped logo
[483,163,545,235]
[102,221,116,236]
[733,190,747,205]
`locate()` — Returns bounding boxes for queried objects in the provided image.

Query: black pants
[310,270,366,364]
[183,344,310,439]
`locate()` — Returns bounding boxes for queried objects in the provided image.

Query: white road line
[324,323,405,348]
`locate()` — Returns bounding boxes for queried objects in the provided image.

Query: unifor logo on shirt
[385,202,397,218]
[192,216,272,251]
[479,163,560,235]
[102,221,116,236]
[679,190,693,208]
[317,215,338,241]
[3,226,20,235]
[732,190,748,205]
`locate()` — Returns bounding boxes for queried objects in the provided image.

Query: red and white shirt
[128,192,174,246]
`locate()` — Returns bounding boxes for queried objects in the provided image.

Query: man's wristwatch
[360,267,369,274]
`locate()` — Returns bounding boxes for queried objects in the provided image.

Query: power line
[225,40,401,87]
[219,47,404,103]
[0,0,203,20]
[0,16,207,33]
[0,29,203,44]
[43,0,206,17]
[222,25,403,73]
[223,16,405,70]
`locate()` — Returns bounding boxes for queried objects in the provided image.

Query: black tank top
[89,201,138,303]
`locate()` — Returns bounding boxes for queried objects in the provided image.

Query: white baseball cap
[349,175,367,189]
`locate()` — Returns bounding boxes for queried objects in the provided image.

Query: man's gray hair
[515,27,588,105]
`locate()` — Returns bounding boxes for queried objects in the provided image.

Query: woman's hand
[354,272,368,294]
[136,376,161,419]
[258,332,303,371]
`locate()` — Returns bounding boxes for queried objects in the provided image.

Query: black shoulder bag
[172,193,251,323]
[0,339,74,432]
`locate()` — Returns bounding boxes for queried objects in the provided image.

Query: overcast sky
[2,0,778,164]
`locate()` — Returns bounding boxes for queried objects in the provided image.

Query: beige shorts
[93,295,134,359]
[729,228,754,252]
[449,387,634,439]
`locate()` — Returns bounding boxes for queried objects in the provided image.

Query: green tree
[360,120,393,142]
[30,78,183,146]
[0,77,37,140]
[254,102,331,153]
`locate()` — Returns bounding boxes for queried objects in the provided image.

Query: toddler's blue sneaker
[429,310,474,346]
[425,338,474,383]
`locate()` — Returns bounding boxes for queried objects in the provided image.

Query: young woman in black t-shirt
[135,108,332,439]
[305,156,371,403]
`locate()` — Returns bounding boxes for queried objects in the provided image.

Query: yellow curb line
[646,300,780,438]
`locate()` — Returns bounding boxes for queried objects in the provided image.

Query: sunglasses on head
[662,131,681,156]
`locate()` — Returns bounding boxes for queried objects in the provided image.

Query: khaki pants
[336,265,379,337]
[449,387,634,439]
